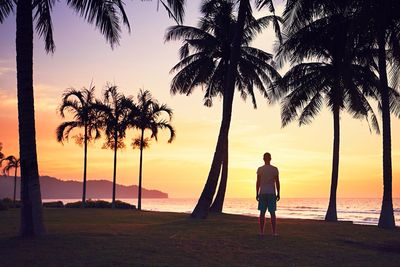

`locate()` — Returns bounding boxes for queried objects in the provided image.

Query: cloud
[0,66,14,76]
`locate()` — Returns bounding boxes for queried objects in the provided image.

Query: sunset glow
[0,1,399,199]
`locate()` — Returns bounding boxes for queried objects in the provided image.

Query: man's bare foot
[272,233,279,237]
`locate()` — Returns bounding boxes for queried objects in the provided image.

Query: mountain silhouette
[0,175,168,199]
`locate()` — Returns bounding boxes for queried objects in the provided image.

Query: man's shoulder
[271,165,279,172]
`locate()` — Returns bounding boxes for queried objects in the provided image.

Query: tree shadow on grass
[339,239,400,254]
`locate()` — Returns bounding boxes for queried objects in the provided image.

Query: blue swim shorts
[258,193,277,213]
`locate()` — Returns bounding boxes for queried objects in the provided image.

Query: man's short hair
[263,152,271,161]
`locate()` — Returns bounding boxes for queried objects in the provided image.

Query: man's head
[263,152,271,164]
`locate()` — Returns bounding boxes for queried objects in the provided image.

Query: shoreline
[40,197,399,226]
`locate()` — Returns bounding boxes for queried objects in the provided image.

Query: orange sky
[0,1,399,199]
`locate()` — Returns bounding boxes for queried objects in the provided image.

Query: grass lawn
[0,208,399,266]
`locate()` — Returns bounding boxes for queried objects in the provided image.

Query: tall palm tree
[1,156,21,204]
[95,85,132,209]
[350,0,400,229]
[166,0,281,218]
[277,0,382,222]
[56,85,102,208]
[0,0,186,237]
[0,0,130,237]
[130,89,175,211]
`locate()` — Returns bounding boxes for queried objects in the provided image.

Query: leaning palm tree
[0,0,185,237]
[1,156,21,204]
[277,0,382,221]
[130,89,175,211]
[95,85,133,209]
[166,0,281,218]
[56,85,102,207]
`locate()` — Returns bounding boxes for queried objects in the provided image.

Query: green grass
[0,209,399,266]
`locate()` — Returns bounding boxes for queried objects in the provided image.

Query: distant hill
[0,176,168,199]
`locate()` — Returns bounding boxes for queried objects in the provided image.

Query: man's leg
[270,211,277,235]
[259,211,266,235]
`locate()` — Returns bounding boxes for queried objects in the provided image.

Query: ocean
[44,197,400,226]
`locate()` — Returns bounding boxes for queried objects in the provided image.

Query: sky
[0,1,399,199]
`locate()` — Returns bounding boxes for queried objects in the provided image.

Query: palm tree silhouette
[281,0,400,227]
[350,0,400,229]
[56,85,102,208]
[0,0,130,237]
[277,0,383,222]
[0,0,186,237]
[1,156,21,204]
[130,89,175,211]
[95,85,132,209]
[166,0,280,218]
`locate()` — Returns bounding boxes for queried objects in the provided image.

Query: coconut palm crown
[166,0,280,107]
[56,85,102,207]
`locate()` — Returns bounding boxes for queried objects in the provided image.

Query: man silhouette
[256,152,280,236]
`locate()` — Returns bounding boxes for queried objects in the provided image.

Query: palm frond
[131,136,151,150]
[255,0,282,43]
[155,121,176,143]
[56,121,80,143]
[66,0,131,48]
[298,92,324,126]
[158,0,185,25]
[33,0,55,53]
[165,25,213,43]
[0,0,13,23]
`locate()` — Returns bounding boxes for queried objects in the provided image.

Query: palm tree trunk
[210,137,228,213]
[325,106,340,222]
[377,28,395,229]
[191,86,234,218]
[138,128,145,211]
[112,130,118,209]
[17,0,45,237]
[191,0,250,219]
[82,123,88,208]
[13,167,18,204]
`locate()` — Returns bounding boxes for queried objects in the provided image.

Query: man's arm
[275,173,280,201]
[256,174,260,201]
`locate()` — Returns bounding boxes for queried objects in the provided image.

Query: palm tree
[166,0,281,218]
[350,0,400,229]
[277,0,382,221]
[56,85,102,208]
[130,89,175,211]
[1,156,21,204]
[0,0,186,237]
[95,85,132,209]
[0,0,131,237]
